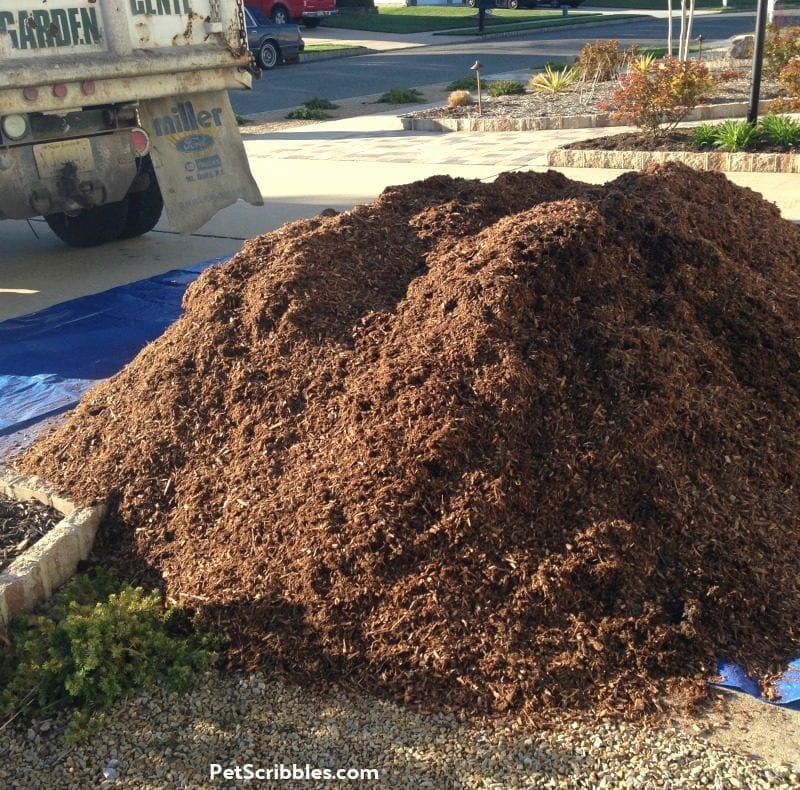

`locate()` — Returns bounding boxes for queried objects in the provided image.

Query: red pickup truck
[246,0,337,27]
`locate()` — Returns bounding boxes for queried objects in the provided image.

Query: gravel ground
[2,670,799,788]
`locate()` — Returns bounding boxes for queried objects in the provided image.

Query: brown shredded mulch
[562,130,800,153]
[0,494,61,571]
[15,162,800,723]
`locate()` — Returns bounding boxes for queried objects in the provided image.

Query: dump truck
[0,0,263,247]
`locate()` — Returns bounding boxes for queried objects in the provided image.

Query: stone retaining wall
[547,148,800,173]
[0,465,106,625]
[401,100,774,133]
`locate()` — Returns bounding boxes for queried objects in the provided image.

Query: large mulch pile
[16,163,800,722]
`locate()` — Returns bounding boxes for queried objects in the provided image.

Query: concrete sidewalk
[195,93,799,245]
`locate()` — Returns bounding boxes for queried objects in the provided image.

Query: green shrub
[286,106,332,120]
[529,64,579,94]
[376,87,425,104]
[611,57,714,137]
[0,569,219,742]
[303,97,339,111]
[447,76,478,92]
[576,39,627,82]
[486,80,526,97]
[757,113,800,146]
[764,24,800,79]
[688,122,720,147]
[711,119,757,152]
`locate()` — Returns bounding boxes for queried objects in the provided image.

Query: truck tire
[118,156,164,239]
[466,0,477,6]
[257,40,280,70]
[44,199,129,247]
[271,5,290,24]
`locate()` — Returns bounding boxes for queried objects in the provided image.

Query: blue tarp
[0,256,227,441]
[712,659,800,708]
[1,253,799,707]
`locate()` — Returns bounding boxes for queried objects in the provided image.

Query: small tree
[611,57,714,137]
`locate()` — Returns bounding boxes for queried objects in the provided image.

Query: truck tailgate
[0,0,253,113]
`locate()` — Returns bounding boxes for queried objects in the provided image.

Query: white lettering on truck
[129,0,192,15]
[0,8,100,49]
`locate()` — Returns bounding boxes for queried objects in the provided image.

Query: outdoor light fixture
[471,60,483,116]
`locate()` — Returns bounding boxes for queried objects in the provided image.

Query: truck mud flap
[138,90,263,234]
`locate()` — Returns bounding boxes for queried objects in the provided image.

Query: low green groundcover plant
[486,80,526,97]
[0,569,219,742]
[689,115,800,152]
[302,97,339,111]
[287,106,331,120]
[376,87,424,104]
[446,75,478,92]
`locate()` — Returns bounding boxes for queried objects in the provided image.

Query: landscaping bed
[401,64,788,132]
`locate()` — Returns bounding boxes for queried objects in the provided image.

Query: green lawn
[322,7,579,34]
[303,43,364,52]
[439,11,638,35]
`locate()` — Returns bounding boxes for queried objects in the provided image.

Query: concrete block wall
[0,465,106,625]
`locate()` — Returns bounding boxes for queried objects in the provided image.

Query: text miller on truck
[0,0,263,247]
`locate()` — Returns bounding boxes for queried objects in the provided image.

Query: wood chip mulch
[15,162,800,724]
[0,494,61,571]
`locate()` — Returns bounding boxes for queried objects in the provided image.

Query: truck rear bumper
[0,130,136,220]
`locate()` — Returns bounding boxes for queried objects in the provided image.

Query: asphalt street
[229,11,758,115]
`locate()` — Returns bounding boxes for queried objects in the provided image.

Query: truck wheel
[44,199,129,248]
[508,0,519,7]
[303,18,321,28]
[271,5,289,24]
[119,156,164,239]
[466,0,477,6]
[258,40,280,70]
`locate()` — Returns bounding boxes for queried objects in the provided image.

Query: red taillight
[52,83,68,98]
[22,87,38,101]
[81,81,95,96]
[131,128,150,156]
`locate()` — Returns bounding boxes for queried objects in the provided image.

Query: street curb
[299,46,372,62]
[0,465,107,625]
[401,100,775,132]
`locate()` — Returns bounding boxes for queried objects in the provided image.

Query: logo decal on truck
[152,101,225,138]
[130,0,192,15]
[176,134,214,153]
[0,8,100,49]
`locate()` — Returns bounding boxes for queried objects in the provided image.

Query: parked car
[245,7,305,70]
[246,0,337,28]
[466,0,584,7]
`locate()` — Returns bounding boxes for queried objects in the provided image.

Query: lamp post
[471,60,483,115]
[747,0,769,124]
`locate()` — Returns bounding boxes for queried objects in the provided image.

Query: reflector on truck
[138,89,263,234]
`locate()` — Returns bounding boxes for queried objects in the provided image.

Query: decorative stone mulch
[0,493,61,571]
